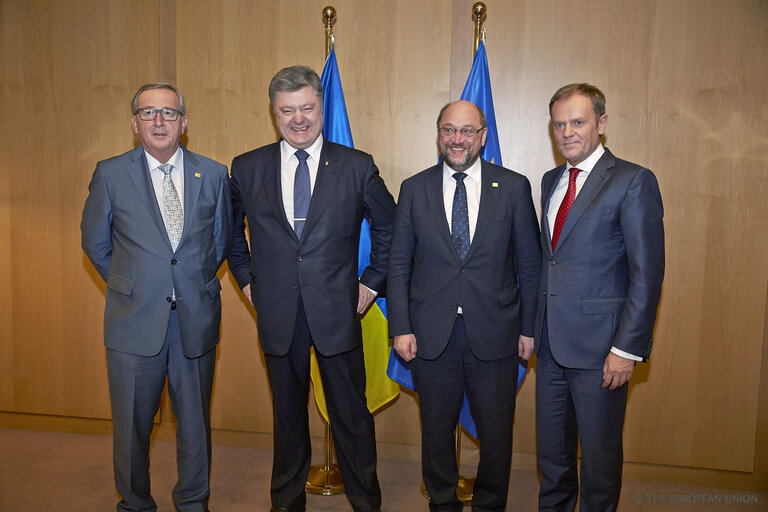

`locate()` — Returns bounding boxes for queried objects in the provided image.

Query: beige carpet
[0,428,764,511]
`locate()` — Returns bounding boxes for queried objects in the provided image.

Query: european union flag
[461,40,502,166]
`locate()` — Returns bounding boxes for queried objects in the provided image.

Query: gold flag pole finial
[472,2,487,55]
[323,6,337,59]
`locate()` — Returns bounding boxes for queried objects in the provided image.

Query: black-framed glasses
[134,107,183,121]
[439,126,484,138]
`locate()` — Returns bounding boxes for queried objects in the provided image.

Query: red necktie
[551,167,582,251]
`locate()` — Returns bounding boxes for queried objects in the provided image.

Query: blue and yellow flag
[461,40,502,166]
[386,39,526,439]
[310,43,400,422]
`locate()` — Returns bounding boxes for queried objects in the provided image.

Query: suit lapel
[424,164,457,261]
[179,148,203,250]
[541,166,563,257]
[466,160,498,261]
[261,143,296,239]
[300,141,342,243]
[125,146,169,245]
[553,150,616,254]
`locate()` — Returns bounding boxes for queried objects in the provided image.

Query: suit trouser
[106,309,216,512]
[412,315,518,512]
[536,320,627,512]
[263,296,381,512]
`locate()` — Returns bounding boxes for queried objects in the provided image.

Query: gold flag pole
[422,2,487,505]
[472,2,487,54]
[452,3,487,504]
[306,6,344,497]
[323,5,337,59]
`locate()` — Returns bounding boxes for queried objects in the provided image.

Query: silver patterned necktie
[159,163,183,251]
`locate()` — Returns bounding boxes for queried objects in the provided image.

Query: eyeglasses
[134,107,183,122]
[439,126,484,138]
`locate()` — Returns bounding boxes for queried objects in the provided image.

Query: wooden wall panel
[0,0,159,418]
[1,0,766,477]
[450,0,768,471]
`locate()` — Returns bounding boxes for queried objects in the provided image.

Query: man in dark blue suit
[228,66,395,512]
[82,83,232,511]
[535,83,665,511]
[388,100,541,512]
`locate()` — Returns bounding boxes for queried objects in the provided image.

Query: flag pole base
[420,476,474,505]
[306,463,345,495]
[306,421,345,495]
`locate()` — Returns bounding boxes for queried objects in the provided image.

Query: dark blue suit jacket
[387,159,541,361]
[228,140,395,357]
[535,148,665,368]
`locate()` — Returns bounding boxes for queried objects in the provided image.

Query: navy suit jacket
[81,145,233,358]
[387,159,541,361]
[535,148,665,368]
[228,140,395,357]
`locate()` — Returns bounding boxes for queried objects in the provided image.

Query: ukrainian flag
[310,43,400,422]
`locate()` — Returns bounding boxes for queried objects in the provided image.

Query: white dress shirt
[545,144,640,362]
[442,158,482,314]
[442,158,482,243]
[145,146,184,299]
[280,136,323,226]
[146,146,185,224]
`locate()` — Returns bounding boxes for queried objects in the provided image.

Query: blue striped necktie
[293,149,310,237]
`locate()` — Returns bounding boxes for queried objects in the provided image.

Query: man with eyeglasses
[387,100,541,511]
[81,82,232,512]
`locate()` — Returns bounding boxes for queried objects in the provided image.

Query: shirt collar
[565,144,604,174]
[145,146,184,173]
[280,135,324,165]
[443,156,482,183]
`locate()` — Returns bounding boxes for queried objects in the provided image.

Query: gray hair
[131,83,186,116]
[268,66,323,107]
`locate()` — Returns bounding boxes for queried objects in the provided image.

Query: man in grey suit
[535,83,665,511]
[81,83,232,512]
[228,66,395,512]
[388,100,541,512]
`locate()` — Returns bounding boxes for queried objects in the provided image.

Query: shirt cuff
[361,283,378,297]
[610,346,642,361]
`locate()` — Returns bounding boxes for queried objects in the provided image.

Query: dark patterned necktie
[159,163,183,251]
[293,149,310,237]
[452,172,470,260]
[551,167,582,251]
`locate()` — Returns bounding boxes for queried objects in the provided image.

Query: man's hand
[394,334,418,362]
[357,283,376,315]
[518,335,534,360]
[242,284,252,303]
[602,352,635,389]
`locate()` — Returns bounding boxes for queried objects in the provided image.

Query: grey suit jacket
[535,148,665,368]
[228,140,396,357]
[387,159,541,361]
[81,145,232,358]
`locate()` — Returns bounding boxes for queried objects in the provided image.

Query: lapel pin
[325,161,329,166]
[492,182,499,188]
[194,172,201,178]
